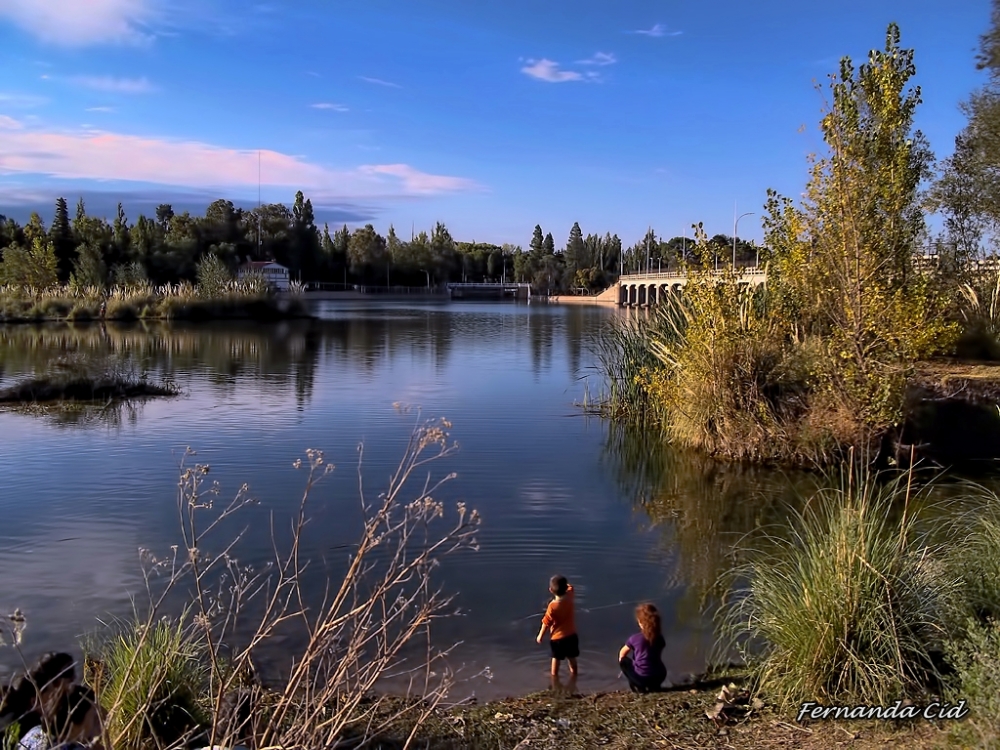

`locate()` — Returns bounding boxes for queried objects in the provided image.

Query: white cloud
[0,0,157,46]
[520,59,583,83]
[0,115,23,129]
[0,123,481,197]
[70,76,155,94]
[577,51,617,66]
[85,106,116,113]
[359,76,401,89]
[0,92,48,108]
[630,23,682,38]
[356,164,481,195]
[310,102,349,112]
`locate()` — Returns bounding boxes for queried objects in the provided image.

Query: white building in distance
[239,260,290,292]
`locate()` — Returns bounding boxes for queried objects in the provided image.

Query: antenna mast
[257,150,262,259]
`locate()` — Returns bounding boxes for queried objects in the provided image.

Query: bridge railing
[446,282,532,288]
[619,268,767,282]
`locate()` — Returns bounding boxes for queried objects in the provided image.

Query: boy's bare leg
[568,657,578,677]
[550,658,560,677]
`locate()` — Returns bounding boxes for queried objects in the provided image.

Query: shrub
[718,463,966,708]
[945,619,1000,749]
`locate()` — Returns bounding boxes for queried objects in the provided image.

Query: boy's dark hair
[24,652,75,693]
[0,652,75,720]
[549,575,568,597]
[51,684,96,734]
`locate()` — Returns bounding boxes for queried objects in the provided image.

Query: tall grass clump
[944,486,1000,624]
[718,461,966,708]
[85,614,210,749]
[956,270,1000,359]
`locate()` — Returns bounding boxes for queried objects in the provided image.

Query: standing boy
[536,575,579,679]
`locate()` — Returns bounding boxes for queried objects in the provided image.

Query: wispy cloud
[69,76,155,94]
[85,106,116,113]
[577,51,617,66]
[359,76,401,89]
[305,71,321,78]
[356,164,480,195]
[630,23,682,38]
[310,103,349,112]
[0,115,24,130]
[0,92,49,108]
[0,122,481,197]
[521,59,583,83]
[0,0,157,46]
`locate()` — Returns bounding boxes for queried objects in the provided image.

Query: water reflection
[3,303,876,697]
[601,423,813,619]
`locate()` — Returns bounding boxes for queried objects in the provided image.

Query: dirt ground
[371,682,955,750]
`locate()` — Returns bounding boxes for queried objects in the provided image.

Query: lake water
[0,300,808,700]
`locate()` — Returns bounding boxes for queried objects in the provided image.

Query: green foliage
[195,252,232,297]
[112,261,148,288]
[86,614,210,749]
[719,465,965,708]
[945,619,1000,748]
[70,242,108,290]
[0,238,60,289]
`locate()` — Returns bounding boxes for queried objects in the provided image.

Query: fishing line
[509,598,648,625]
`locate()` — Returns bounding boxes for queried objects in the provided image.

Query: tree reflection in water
[601,421,817,624]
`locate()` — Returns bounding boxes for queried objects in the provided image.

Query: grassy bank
[0,282,311,323]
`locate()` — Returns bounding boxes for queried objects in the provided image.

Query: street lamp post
[733,211,755,268]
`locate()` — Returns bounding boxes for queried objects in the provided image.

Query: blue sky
[0,0,991,247]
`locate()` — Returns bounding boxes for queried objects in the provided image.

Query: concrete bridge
[615,269,768,307]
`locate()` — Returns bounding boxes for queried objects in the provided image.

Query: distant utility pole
[257,149,264,260]
[733,206,755,268]
[645,227,651,274]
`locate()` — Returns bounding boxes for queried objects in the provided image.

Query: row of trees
[0,191,762,294]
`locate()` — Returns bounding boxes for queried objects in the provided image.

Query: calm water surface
[0,300,805,699]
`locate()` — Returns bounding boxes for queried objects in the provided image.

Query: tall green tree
[530,225,544,255]
[23,212,46,247]
[564,222,586,275]
[70,242,108,289]
[347,224,387,279]
[764,23,951,429]
[112,202,131,267]
[50,197,74,281]
[930,1,1000,255]
[542,232,555,255]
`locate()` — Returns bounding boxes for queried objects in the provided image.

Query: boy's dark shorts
[550,633,580,661]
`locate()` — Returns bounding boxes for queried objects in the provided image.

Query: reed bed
[0,276,302,323]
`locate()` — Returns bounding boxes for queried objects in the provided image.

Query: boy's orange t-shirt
[542,585,576,641]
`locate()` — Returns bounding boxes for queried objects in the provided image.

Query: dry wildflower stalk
[92,410,478,750]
